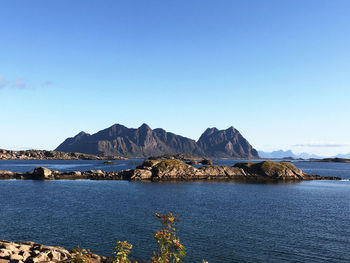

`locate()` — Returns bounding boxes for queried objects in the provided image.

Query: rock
[185,160,199,165]
[141,160,199,180]
[234,161,304,180]
[120,169,152,180]
[103,161,116,165]
[0,240,71,263]
[0,248,11,258]
[0,171,14,179]
[0,149,127,161]
[9,254,23,261]
[32,167,53,180]
[199,159,213,165]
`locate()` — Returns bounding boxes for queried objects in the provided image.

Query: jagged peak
[109,123,128,130]
[74,131,90,138]
[203,127,219,134]
[138,123,152,130]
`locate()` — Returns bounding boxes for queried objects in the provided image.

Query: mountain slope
[56,124,258,158]
[197,127,259,159]
[56,123,204,157]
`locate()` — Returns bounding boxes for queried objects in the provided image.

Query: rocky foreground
[0,160,340,181]
[0,240,110,263]
[0,149,127,161]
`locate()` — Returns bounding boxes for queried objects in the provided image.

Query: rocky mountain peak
[56,123,259,158]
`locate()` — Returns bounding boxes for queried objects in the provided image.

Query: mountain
[334,153,350,158]
[56,124,259,158]
[258,150,323,159]
[197,127,259,159]
[258,150,296,159]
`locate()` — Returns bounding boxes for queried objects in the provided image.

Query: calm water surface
[0,160,349,262]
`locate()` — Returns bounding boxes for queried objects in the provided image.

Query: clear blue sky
[1,0,349,156]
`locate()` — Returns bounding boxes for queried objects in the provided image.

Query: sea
[0,159,349,262]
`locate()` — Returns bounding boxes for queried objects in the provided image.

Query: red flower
[160,231,163,235]
[165,259,169,262]
[175,241,181,247]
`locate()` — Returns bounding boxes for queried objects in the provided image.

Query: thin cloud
[294,143,348,148]
[0,74,8,89]
[43,81,53,86]
[12,78,26,89]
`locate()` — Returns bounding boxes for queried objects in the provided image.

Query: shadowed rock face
[197,127,259,159]
[56,124,259,158]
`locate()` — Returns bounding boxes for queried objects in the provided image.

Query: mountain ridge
[56,123,259,159]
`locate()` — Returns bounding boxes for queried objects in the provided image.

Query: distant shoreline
[0,149,127,161]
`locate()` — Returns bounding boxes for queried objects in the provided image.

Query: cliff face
[197,127,259,159]
[56,123,259,158]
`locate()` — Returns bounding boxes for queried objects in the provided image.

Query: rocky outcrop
[0,149,127,160]
[197,127,259,159]
[148,154,213,166]
[0,161,340,182]
[55,123,259,158]
[0,240,115,263]
[0,240,71,263]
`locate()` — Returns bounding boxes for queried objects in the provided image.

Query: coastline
[0,149,127,161]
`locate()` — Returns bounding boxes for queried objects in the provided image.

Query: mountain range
[258,150,323,159]
[55,123,259,159]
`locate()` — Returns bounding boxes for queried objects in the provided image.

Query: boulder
[120,169,153,180]
[32,167,53,180]
[200,159,213,165]
[0,171,14,179]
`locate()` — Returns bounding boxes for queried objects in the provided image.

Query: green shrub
[66,213,207,263]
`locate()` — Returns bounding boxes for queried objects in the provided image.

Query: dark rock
[32,167,53,180]
[103,161,116,165]
[199,159,213,165]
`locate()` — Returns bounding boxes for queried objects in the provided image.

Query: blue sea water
[0,160,349,262]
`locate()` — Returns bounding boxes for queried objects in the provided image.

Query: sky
[1,0,349,156]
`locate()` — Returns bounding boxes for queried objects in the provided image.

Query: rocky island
[0,160,340,181]
[0,149,127,160]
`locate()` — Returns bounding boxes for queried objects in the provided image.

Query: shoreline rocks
[0,240,113,263]
[0,149,127,161]
[0,160,341,181]
[0,240,71,263]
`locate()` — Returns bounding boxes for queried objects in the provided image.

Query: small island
[0,159,340,181]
